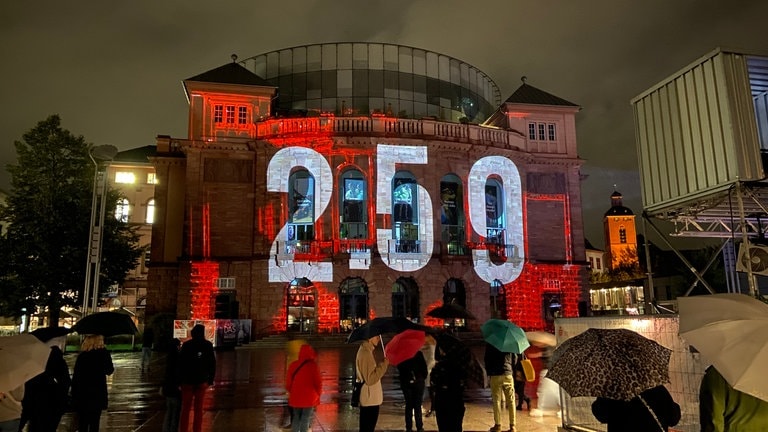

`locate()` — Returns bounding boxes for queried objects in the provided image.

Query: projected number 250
[266,144,524,284]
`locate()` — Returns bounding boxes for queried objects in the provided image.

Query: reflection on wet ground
[58,344,561,431]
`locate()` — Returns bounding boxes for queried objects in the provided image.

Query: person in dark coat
[513,355,531,410]
[430,334,468,432]
[178,324,216,432]
[592,384,681,432]
[71,334,115,432]
[285,344,322,432]
[141,326,155,372]
[162,338,182,432]
[21,335,71,432]
[397,350,428,432]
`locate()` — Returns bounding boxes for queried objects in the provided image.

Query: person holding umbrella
[71,334,115,432]
[22,329,72,432]
[355,335,389,432]
[396,349,427,432]
[699,364,768,431]
[592,384,681,432]
[0,384,24,432]
[484,343,518,432]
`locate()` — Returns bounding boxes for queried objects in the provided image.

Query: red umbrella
[385,329,426,366]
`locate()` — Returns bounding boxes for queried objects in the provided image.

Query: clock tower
[603,190,638,270]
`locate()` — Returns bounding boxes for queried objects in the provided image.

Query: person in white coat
[355,336,389,432]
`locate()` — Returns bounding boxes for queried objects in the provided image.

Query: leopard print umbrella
[547,328,671,401]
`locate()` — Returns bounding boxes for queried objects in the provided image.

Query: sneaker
[489,425,502,432]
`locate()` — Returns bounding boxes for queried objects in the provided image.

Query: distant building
[103,145,156,323]
[603,190,638,269]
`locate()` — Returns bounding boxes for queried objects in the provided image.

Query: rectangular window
[548,124,556,141]
[115,172,136,184]
[217,277,236,289]
[225,106,235,124]
[528,123,536,140]
[214,105,223,123]
[538,123,546,141]
[238,106,248,124]
[596,258,602,270]
[146,173,158,184]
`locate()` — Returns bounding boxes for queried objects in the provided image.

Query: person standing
[484,343,517,432]
[0,384,24,432]
[420,334,437,417]
[397,350,427,432]
[512,354,531,410]
[162,338,182,432]
[21,335,71,432]
[71,334,115,432]
[699,365,768,431]
[430,334,468,432]
[141,326,155,372]
[592,384,680,432]
[178,324,216,432]
[355,335,389,432]
[282,337,307,429]
[285,344,322,432]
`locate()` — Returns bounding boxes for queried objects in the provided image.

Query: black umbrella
[73,311,139,337]
[435,333,487,388]
[346,317,432,343]
[426,303,476,320]
[30,326,72,342]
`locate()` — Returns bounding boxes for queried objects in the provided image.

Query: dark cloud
[2,0,766,248]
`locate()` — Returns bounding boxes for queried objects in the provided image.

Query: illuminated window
[485,179,504,242]
[619,226,627,243]
[142,248,150,273]
[392,172,418,253]
[440,174,464,255]
[214,105,223,123]
[339,169,367,240]
[287,170,315,246]
[287,277,316,333]
[225,106,235,124]
[238,106,248,124]
[145,199,155,224]
[115,198,130,223]
[146,173,158,184]
[115,172,136,184]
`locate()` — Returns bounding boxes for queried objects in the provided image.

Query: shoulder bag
[351,369,365,407]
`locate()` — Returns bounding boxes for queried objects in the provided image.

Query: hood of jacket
[298,344,316,362]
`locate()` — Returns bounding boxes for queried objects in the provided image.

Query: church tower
[603,190,638,270]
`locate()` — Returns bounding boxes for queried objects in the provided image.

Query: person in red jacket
[285,344,322,432]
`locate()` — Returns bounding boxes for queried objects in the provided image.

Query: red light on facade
[190,261,219,320]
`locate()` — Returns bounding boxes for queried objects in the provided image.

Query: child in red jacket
[285,344,322,432]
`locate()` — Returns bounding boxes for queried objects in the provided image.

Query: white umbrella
[0,334,50,392]
[678,293,768,402]
[525,330,557,347]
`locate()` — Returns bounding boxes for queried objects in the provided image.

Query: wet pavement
[58,343,562,432]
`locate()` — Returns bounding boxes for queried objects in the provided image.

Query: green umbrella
[481,319,530,354]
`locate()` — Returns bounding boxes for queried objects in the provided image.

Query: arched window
[115,198,130,223]
[619,226,627,243]
[392,277,420,322]
[485,178,504,243]
[490,279,507,319]
[339,169,367,239]
[442,278,467,329]
[288,170,315,250]
[440,174,465,255]
[339,277,369,332]
[146,199,155,224]
[287,277,316,333]
[392,171,418,253]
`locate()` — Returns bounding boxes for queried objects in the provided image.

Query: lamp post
[82,144,118,316]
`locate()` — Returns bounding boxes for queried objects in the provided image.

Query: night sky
[2,0,766,248]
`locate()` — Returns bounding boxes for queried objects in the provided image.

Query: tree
[0,115,142,324]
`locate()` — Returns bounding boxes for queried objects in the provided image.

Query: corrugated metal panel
[632,49,764,214]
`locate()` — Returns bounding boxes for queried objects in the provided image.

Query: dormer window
[214,104,251,128]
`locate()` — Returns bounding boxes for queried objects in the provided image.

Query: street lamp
[82,144,118,316]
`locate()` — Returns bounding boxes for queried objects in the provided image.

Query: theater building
[147,43,588,336]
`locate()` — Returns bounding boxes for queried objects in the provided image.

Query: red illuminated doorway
[287,277,316,333]
[339,277,369,333]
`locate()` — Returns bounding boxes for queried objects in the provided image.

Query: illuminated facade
[603,190,638,269]
[148,43,588,336]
